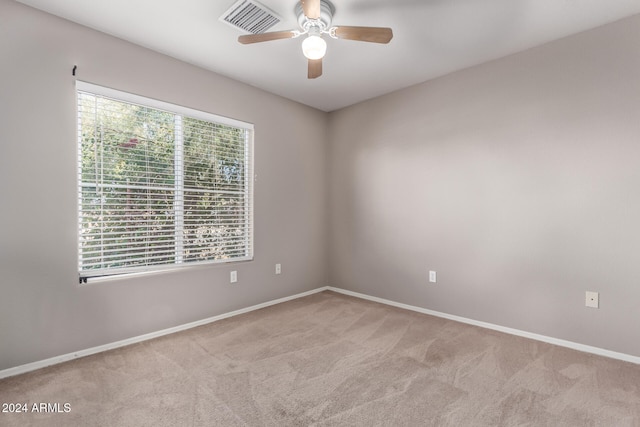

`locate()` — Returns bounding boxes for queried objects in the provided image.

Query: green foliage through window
[78,84,253,278]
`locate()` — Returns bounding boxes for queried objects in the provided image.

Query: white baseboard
[328,286,640,365]
[3,284,637,379]
[0,286,330,379]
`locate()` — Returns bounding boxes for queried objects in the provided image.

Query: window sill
[78,257,253,285]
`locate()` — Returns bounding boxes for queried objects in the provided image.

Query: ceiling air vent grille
[220,0,282,34]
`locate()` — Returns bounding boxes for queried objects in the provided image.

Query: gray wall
[2,0,640,372]
[328,15,640,357]
[0,0,328,371]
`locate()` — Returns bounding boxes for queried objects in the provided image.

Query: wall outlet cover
[585,291,599,308]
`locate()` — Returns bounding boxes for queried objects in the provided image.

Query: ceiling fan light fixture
[237,0,392,79]
[302,35,327,60]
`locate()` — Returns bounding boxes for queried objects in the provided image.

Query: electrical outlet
[275,263,281,275]
[230,271,237,283]
[585,291,599,308]
[429,270,437,283]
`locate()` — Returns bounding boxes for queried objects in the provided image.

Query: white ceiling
[16,0,640,112]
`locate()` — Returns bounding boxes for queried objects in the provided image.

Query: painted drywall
[328,14,640,357]
[2,0,640,373]
[0,0,328,371]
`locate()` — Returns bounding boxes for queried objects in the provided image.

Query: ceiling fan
[238,0,393,79]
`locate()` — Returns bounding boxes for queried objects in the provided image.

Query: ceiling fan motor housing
[296,0,334,31]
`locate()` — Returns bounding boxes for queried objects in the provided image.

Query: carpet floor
[1,290,639,426]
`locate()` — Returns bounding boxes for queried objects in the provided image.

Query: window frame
[76,81,254,282]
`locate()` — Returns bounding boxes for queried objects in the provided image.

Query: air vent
[220,0,282,34]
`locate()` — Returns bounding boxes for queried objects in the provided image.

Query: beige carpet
[1,291,639,426]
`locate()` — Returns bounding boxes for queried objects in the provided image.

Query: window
[77,82,253,281]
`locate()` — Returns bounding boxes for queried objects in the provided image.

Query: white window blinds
[77,82,253,280]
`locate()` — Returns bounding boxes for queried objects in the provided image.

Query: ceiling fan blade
[333,26,393,44]
[301,0,321,19]
[308,58,322,79]
[238,30,296,44]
